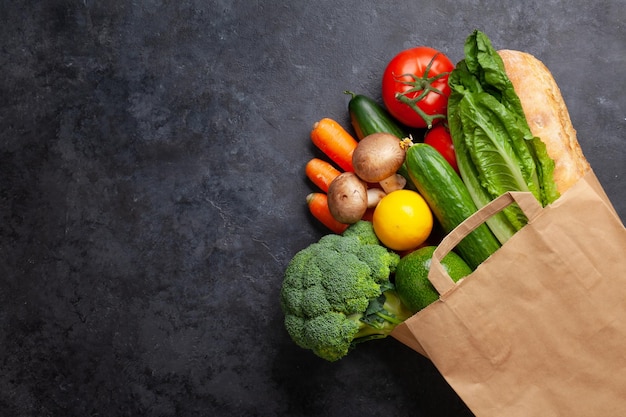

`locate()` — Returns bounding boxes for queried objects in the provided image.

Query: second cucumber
[345,92,408,140]
[405,143,501,270]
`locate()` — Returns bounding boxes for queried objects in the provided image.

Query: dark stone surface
[1,1,624,416]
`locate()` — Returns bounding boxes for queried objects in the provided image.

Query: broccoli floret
[357,244,401,283]
[341,220,381,245]
[280,221,413,362]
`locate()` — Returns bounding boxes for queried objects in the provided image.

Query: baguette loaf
[497,49,591,194]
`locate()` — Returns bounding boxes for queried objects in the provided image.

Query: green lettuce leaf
[448,61,518,243]
[457,92,537,230]
[448,30,560,242]
[448,106,518,242]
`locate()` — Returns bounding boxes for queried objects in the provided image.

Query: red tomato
[424,124,459,174]
[382,47,454,129]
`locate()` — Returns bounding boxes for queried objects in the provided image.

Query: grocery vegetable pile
[280,30,560,361]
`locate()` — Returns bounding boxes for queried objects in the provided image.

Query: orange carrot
[306,192,349,234]
[310,118,358,172]
[305,158,342,193]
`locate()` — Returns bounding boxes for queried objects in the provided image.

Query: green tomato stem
[394,53,450,129]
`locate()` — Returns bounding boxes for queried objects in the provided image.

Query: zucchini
[345,92,408,140]
[345,92,416,190]
[405,143,501,270]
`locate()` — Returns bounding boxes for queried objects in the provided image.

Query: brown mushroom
[366,187,387,208]
[352,132,407,193]
[327,172,368,224]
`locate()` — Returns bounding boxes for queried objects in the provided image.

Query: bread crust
[497,49,590,194]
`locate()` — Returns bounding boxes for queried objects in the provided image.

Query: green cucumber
[345,92,408,140]
[345,92,416,190]
[405,143,501,270]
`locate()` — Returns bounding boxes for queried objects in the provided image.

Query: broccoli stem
[351,290,414,344]
[375,311,404,325]
[379,290,414,323]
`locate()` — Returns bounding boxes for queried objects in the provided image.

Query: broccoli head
[280,221,413,362]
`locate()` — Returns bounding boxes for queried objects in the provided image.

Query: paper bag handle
[429,191,543,295]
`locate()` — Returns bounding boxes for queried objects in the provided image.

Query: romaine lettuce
[448,30,559,243]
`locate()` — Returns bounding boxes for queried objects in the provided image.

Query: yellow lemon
[372,189,433,251]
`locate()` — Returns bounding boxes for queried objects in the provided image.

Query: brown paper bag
[391,171,626,416]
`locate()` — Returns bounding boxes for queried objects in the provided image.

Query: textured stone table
[1,1,624,416]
